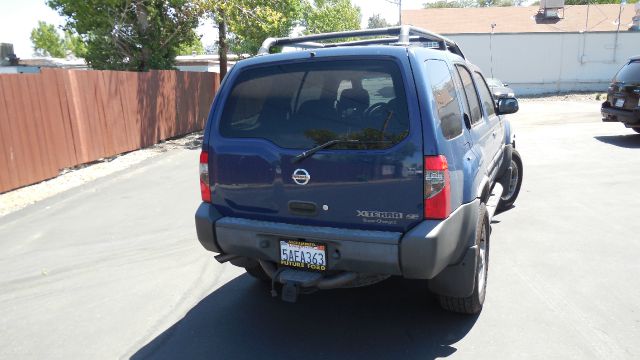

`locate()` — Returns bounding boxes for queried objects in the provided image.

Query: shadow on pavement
[131,275,478,360]
[594,134,640,149]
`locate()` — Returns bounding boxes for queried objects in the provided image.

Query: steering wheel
[363,102,390,123]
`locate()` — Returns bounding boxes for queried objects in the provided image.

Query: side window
[473,72,496,117]
[361,76,394,105]
[425,59,462,139]
[455,65,482,125]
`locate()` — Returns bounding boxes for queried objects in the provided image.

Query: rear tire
[438,204,489,315]
[498,149,523,211]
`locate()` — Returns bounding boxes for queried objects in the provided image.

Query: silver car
[486,78,515,99]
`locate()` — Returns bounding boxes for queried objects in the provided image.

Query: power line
[384,0,402,25]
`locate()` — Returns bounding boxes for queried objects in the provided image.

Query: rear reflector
[199,151,211,203]
[424,155,451,219]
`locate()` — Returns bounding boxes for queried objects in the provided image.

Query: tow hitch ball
[269,268,323,303]
[271,278,301,303]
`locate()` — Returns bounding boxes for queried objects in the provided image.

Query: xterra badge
[356,210,404,219]
[356,210,419,225]
[292,169,310,185]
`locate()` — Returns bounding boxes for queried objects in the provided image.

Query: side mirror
[503,83,509,87]
[497,97,519,115]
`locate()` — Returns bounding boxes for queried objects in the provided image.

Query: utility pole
[385,0,402,25]
[613,0,626,62]
[490,23,496,78]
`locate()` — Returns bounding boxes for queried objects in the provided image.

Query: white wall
[175,65,219,73]
[446,32,640,95]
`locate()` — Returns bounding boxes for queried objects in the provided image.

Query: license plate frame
[615,98,625,107]
[279,240,327,271]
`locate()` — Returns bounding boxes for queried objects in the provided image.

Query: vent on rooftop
[538,0,565,19]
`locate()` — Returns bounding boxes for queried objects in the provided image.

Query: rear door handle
[288,201,318,216]
[492,131,497,137]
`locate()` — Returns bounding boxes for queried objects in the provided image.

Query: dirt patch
[0,132,203,217]
[519,92,606,103]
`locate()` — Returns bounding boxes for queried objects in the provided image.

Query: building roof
[402,4,638,34]
[18,57,87,69]
[175,54,240,68]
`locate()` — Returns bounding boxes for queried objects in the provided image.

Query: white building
[175,54,239,73]
[403,4,640,95]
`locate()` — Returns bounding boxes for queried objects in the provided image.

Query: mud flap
[428,245,478,298]
[496,144,513,188]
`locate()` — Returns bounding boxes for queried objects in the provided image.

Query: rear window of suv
[614,60,640,83]
[219,59,409,150]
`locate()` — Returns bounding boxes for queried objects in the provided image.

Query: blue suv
[195,26,523,314]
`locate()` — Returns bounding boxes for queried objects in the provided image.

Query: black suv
[602,56,640,133]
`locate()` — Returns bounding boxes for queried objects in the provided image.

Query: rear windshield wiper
[292,139,391,163]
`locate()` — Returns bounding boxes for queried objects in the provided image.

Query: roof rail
[257,25,465,59]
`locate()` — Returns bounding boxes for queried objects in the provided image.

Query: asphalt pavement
[1,99,639,359]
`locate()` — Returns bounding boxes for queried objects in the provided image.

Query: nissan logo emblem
[292,169,310,185]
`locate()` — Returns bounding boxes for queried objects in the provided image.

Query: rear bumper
[601,102,640,126]
[195,199,479,280]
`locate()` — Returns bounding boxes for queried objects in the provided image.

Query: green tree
[302,0,361,34]
[227,0,302,55]
[177,34,205,55]
[367,13,391,29]
[423,0,477,8]
[30,21,66,57]
[201,0,302,78]
[478,0,514,6]
[48,0,202,71]
[205,1,231,78]
[64,30,87,58]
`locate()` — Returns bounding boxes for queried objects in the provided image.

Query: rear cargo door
[612,60,640,110]
[210,58,424,232]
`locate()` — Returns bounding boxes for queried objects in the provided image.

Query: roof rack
[257,25,465,59]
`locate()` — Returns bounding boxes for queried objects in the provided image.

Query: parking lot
[1,97,639,359]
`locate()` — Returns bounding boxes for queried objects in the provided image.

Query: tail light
[199,151,211,203]
[424,155,451,219]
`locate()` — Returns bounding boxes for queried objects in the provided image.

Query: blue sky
[0,0,427,58]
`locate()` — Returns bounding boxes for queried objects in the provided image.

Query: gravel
[0,132,202,217]
[518,92,606,103]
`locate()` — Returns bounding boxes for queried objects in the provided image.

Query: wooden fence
[0,68,219,193]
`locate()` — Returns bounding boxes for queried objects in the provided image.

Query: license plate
[615,98,625,107]
[280,240,327,271]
